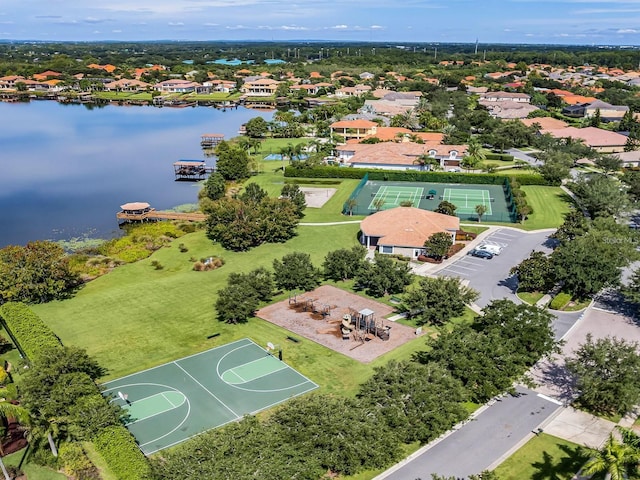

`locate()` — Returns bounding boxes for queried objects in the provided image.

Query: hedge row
[0,303,151,480]
[485,153,515,161]
[94,426,153,480]
[284,166,549,186]
[0,302,61,359]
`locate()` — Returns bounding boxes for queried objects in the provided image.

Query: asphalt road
[507,148,541,166]
[379,386,562,480]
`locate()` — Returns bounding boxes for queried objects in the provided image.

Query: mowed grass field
[493,433,586,479]
[520,185,573,230]
[32,224,432,397]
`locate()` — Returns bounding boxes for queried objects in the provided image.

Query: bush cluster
[94,426,153,480]
[0,302,61,359]
[285,165,549,186]
[485,152,515,161]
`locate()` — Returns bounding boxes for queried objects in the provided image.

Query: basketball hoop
[267,342,275,351]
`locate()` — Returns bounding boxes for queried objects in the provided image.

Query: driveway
[435,228,555,308]
[507,148,541,166]
[377,386,562,480]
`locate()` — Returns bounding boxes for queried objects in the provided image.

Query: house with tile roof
[330,119,378,141]
[335,141,466,171]
[104,78,151,92]
[562,99,629,122]
[0,75,25,90]
[334,84,371,97]
[541,126,628,153]
[154,79,200,93]
[32,71,62,81]
[479,92,531,103]
[520,117,569,131]
[360,207,459,259]
[240,78,280,96]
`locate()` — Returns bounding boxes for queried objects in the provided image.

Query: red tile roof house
[541,126,629,153]
[335,142,467,171]
[104,79,151,92]
[360,207,459,259]
[330,119,378,141]
[0,75,25,90]
[334,84,372,97]
[240,78,280,96]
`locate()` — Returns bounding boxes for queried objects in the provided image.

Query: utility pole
[434,47,437,60]
[475,38,478,55]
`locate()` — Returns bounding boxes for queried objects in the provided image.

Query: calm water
[0,101,273,247]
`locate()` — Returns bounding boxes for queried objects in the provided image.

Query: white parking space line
[445,263,478,272]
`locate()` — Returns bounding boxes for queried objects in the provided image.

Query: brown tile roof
[361,207,459,248]
[562,95,597,105]
[520,117,568,130]
[542,127,628,147]
[338,142,466,166]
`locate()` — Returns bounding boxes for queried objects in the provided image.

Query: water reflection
[0,101,273,247]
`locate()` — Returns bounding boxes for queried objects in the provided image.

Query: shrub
[59,442,99,480]
[0,366,8,385]
[549,292,572,310]
[150,260,164,270]
[0,302,61,360]
[485,153,515,161]
[93,426,152,480]
[178,243,189,253]
[193,256,225,271]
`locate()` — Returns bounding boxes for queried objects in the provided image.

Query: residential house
[482,101,539,119]
[32,70,62,81]
[359,72,375,80]
[330,119,378,141]
[0,75,25,90]
[541,126,628,153]
[479,92,531,103]
[562,99,629,122]
[334,84,371,97]
[520,117,569,131]
[154,79,200,93]
[206,80,236,93]
[240,78,280,96]
[335,141,467,171]
[360,207,459,259]
[104,78,151,92]
[613,150,640,168]
[87,64,117,73]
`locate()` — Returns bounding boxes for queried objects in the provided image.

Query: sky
[1,0,640,45]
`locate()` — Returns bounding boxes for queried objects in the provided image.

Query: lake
[0,101,273,248]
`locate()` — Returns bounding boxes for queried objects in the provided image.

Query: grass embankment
[493,433,586,480]
[517,291,545,305]
[3,450,67,480]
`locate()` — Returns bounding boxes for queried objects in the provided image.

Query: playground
[345,178,516,222]
[256,285,421,363]
[102,339,317,455]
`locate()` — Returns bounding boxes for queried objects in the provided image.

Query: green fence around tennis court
[345,179,518,222]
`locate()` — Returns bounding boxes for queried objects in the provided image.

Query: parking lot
[436,228,555,308]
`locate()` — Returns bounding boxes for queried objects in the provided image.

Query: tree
[566,335,640,416]
[509,250,555,293]
[344,198,358,216]
[228,267,274,302]
[622,170,640,202]
[594,154,623,175]
[551,210,589,245]
[465,139,486,171]
[435,201,457,216]
[239,182,268,204]
[413,154,441,172]
[475,204,487,223]
[570,174,629,218]
[589,108,602,128]
[0,241,80,304]
[622,268,640,305]
[401,276,479,326]
[357,361,468,443]
[537,151,574,186]
[582,434,640,480]
[372,198,385,212]
[244,116,268,138]
[273,252,321,292]
[215,142,251,181]
[201,171,226,201]
[423,232,454,261]
[552,228,634,298]
[355,254,413,298]
[215,283,260,324]
[280,183,306,218]
[323,246,366,282]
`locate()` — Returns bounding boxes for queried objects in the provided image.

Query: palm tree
[475,204,487,223]
[413,154,441,172]
[373,198,385,212]
[345,198,358,216]
[582,433,640,480]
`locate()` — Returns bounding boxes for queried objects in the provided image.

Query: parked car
[470,249,494,259]
[476,244,502,256]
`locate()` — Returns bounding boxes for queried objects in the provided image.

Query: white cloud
[167,22,184,26]
[617,28,639,33]
[331,24,348,29]
[112,29,122,33]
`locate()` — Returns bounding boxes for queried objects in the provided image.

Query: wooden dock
[173,160,214,181]
[116,202,206,224]
[200,133,224,148]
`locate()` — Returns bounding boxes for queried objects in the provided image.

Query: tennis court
[102,338,318,455]
[442,188,493,215]
[368,185,424,210]
[344,179,516,222]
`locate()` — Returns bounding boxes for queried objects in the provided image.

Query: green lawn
[520,185,573,230]
[3,449,67,480]
[493,433,587,480]
[517,291,545,305]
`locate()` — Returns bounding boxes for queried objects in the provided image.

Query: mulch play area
[257,285,421,363]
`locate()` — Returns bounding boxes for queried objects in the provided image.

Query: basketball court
[102,338,318,455]
[442,187,493,215]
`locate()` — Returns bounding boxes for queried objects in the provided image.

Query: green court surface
[368,185,424,210]
[442,188,493,215]
[102,338,318,455]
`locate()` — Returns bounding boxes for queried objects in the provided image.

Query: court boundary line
[102,338,252,387]
[173,362,240,418]
[161,392,176,408]
[224,358,290,384]
[216,342,319,394]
